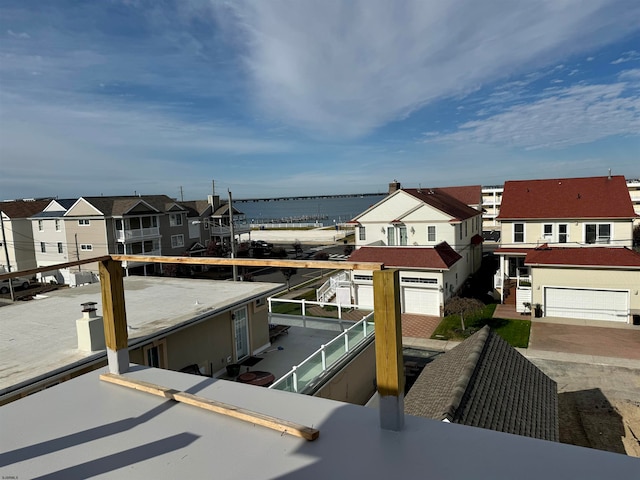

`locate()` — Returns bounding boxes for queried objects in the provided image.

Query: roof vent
[608,169,612,180]
[577,193,581,199]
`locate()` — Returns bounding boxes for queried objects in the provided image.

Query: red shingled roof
[0,200,50,219]
[438,185,482,206]
[497,176,637,220]
[348,243,461,269]
[525,247,640,268]
[403,189,479,221]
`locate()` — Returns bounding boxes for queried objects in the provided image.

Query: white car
[0,276,30,294]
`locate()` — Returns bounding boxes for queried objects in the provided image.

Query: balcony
[116,227,160,242]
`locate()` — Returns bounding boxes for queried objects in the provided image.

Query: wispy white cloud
[619,68,640,81]
[428,83,640,149]
[7,29,30,39]
[217,0,640,138]
[611,50,640,64]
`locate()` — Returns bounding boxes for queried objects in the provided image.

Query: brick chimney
[388,180,401,194]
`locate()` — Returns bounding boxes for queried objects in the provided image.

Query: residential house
[0,276,282,404]
[346,182,483,315]
[495,175,640,323]
[0,199,51,273]
[405,325,558,441]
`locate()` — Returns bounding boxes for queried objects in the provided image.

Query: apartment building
[0,199,51,273]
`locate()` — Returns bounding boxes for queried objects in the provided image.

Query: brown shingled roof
[438,185,482,206]
[0,200,50,219]
[348,244,461,269]
[405,326,558,442]
[497,176,637,219]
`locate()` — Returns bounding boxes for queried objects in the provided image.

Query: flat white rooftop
[0,366,637,479]
[0,277,283,393]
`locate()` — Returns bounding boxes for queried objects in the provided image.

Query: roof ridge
[442,325,490,421]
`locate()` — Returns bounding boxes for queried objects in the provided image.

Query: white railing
[116,227,160,241]
[316,271,349,303]
[516,287,532,313]
[494,271,507,289]
[269,313,374,393]
[268,296,365,326]
[209,224,251,236]
[251,222,322,229]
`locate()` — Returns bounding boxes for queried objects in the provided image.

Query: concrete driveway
[529,322,640,360]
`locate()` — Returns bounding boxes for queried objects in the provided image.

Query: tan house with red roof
[495,175,640,323]
[346,184,483,315]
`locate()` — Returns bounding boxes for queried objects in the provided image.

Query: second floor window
[387,227,395,246]
[427,226,436,242]
[559,224,568,243]
[169,214,183,227]
[171,234,184,248]
[57,242,63,254]
[40,242,46,253]
[38,220,44,231]
[78,219,90,226]
[55,219,61,231]
[514,223,524,243]
[359,226,366,241]
[543,224,553,240]
[80,244,93,251]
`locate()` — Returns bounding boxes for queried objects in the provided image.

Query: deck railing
[269,313,374,393]
[316,271,350,303]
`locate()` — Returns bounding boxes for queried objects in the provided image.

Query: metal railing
[268,296,365,327]
[269,313,374,393]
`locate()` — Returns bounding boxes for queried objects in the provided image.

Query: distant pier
[235,192,383,203]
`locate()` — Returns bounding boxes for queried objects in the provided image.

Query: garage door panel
[545,288,628,322]
[402,287,439,316]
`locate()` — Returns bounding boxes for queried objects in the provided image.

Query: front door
[233,307,250,360]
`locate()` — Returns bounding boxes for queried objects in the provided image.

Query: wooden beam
[100,373,320,441]
[110,254,383,271]
[0,256,111,281]
[99,259,129,373]
[373,268,405,431]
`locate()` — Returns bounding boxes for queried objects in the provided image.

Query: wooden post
[373,268,404,431]
[99,259,129,374]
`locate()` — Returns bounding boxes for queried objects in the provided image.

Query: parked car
[0,276,31,294]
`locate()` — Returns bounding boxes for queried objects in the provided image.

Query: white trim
[253,342,271,355]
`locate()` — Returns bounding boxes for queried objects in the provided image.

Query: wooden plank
[110,254,383,271]
[372,269,404,397]
[99,260,128,351]
[0,256,111,281]
[100,373,319,441]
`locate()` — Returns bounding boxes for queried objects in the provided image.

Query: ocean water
[235,194,387,226]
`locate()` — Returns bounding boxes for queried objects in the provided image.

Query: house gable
[64,198,104,217]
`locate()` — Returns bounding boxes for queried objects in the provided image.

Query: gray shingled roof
[79,195,182,216]
[405,326,558,441]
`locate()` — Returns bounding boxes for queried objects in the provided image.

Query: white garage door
[402,287,440,316]
[544,287,628,322]
[355,284,374,309]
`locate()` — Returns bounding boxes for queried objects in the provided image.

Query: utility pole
[228,189,238,281]
[75,233,82,272]
[0,211,15,301]
[180,186,184,202]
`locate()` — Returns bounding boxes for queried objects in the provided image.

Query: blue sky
[1,1,639,200]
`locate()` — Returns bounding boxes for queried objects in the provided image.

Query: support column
[99,259,129,374]
[373,268,404,431]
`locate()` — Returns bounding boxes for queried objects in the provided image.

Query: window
[399,226,408,245]
[143,340,167,368]
[401,277,437,284]
[464,221,468,237]
[80,244,93,251]
[171,234,184,248]
[585,223,611,244]
[40,242,46,253]
[353,275,373,281]
[78,219,90,226]
[387,227,395,246]
[57,242,63,254]
[427,225,436,242]
[169,213,183,227]
[459,224,462,240]
[359,226,366,241]
[38,220,43,231]
[55,219,61,232]
[514,223,524,243]
[558,224,568,243]
[204,219,209,230]
[543,224,553,240]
